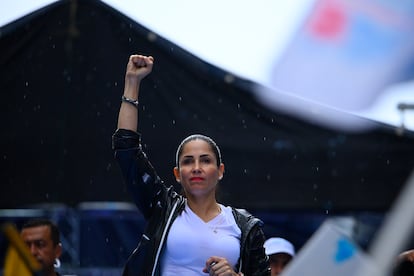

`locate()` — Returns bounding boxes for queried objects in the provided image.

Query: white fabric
[161,203,241,275]
[264,237,295,256]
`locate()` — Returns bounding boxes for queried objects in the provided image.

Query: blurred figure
[264,237,295,276]
[20,219,62,276]
[393,249,414,276]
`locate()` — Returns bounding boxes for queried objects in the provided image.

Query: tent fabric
[1,0,414,211]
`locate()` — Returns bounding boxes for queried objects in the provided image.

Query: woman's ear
[218,163,225,180]
[173,167,180,182]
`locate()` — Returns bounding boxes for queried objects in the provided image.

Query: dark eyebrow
[28,238,45,242]
[182,154,212,158]
[182,155,194,159]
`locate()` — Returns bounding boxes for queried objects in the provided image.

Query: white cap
[264,237,295,256]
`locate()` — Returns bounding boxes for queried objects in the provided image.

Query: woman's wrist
[123,84,139,98]
[124,75,141,91]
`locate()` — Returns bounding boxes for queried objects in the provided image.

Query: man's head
[20,219,62,276]
[264,237,295,276]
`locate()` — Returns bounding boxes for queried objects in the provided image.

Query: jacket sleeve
[246,225,271,276]
[234,208,271,276]
[112,128,165,219]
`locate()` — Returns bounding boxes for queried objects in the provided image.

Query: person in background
[112,54,270,275]
[20,219,62,276]
[263,237,295,276]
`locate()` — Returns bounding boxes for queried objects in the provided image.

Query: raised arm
[113,54,161,218]
[117,54,154,131]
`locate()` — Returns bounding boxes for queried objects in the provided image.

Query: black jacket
[113,129,270,276]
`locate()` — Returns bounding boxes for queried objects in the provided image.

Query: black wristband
[121,95,139,108]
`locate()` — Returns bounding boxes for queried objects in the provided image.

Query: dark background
[1,0,414,213]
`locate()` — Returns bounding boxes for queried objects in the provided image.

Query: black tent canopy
[1,0,414,212]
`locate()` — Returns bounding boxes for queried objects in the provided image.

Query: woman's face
[174,139,224,197]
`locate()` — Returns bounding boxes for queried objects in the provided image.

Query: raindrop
[52,44,56,49]
[23,94,27,99]
[114,82,118,87]
[147,32,157,42]
[325,209,329,215]
[105,237,109,243]
[172,120,176,125]
[263,136,267,141]
[243,168,248,174]
[237,104,241,109]
[128,37,132,42]
[45,193,49,199]
[266,174,271,181]
[386,159,390,165]
[313,184,318,190]
[25,81,29,87]
[224,74,235,83]
[315,167,319,172]
[178,96,182,102]
[96,111,101,117]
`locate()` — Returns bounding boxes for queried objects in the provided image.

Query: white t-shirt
[161,203,241,275]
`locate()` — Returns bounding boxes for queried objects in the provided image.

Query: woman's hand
[125,54,154,85]
[203,257,243,276]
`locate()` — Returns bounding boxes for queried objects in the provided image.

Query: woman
[112,54,270,276]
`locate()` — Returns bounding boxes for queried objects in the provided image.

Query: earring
[54,258,61,268]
